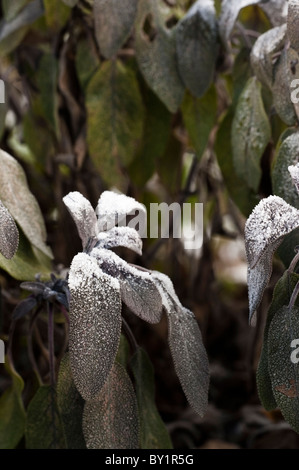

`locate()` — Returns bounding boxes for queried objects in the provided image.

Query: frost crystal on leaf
[68,252,122,401]
[288,163,299,196]
[63,191,98,251]
[245,195,299,323]
[97,226,143,256]
[96,190,147,232]
[0,200,19,259]
[91,248,163,324]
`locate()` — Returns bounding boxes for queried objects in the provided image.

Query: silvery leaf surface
[68,252,122,401]
[91,247,162,324]
[63,191,98,251]
[245,196,299,323]
[151,271,209,417]
[96,226,142,256]
[96,190,147,233]
[0,200,19,259]
[288,163,299,195]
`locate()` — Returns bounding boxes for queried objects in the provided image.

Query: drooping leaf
[91,248,163,324]
[96,190,147,232]
[176,0,218,98]
[35,52,58,133]
[96,226,143,256]
[12,296,37,321]
[219,0,265,44]
[93,0,138,59]
[245,196,299,323]
[250,24,286,89]
[232,47,253,106]
[0,149,52,259]
[0,201,19,259]
[86,60,144,188]
[0,361,26,449]
[214,108,258,218]
[268,305,299,433]
[151,271,209,418]
[272,48,298,126]
[68,253,122,401]
[56,353,86,449]
[256,272,299,411]
[43,0,71,32]
[82,362,139,449]
[135,0,184,113]
[63,191,98,251]
[75,36,100,90]
[0,229,51,281]
[232,77,271,192]
[25,385,66,449]
[260,0,287,26]
[131,348,173,449]
[272,132,299,209]
[181,85,217,160]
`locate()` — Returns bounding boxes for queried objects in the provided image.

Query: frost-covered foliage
[63,190,209,448]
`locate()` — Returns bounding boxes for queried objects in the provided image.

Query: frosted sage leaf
[135,0,184,113]
[176,0,218,98]
[272,48,298,126]
[268,305,299,433]
[63,191,98,251]
[232,77,271,192]
[82,363,139,449]
[289,162,299,196]
[2,0,32,21]
[86,60,144,188]
[0,149,52,259]
[56,353,86,449]
[245,196,299,323]
[68,253,122,401]
[0,201,19,259]
[0,0,44,42]
[260,0,287,26]
[288,0,299,52]
[0,362,25,449]
[131,348,173,449]
[97,226,143,256]
[94,0,138,59]
[250,24,287,89]
[219,0,265,44]
[96,190,146,232]
[151,271,209,417]
[91,248,163,324]
[25,385,66,449]
[272,133,299,209]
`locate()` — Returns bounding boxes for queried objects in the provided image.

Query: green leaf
[256,271,299,411]
[35,52,58,133]
[25,385,66,449]
[0,360,26,449]
[75,37,100,90]
[128,86,172,187]
[131,348,173,449]
[176,0,218,98]
[116,334,131,369]
[56,353,86,449]
[268,304,299,432]
[214,108,258,217]
[43,0,71,31]
[0,149,52,259]
[232,47,253,106]
[0,228,51,281]
[232,77,271,192]
[2,0,31,21]
[94,0,138,59]
[86,60,144,189]
[272,131,299,209]
[135,0,184,113]
[82,363,139,449]
[181,85,217,160]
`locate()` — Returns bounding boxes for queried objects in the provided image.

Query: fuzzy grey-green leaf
[219,0,264,44]
[0,201,19,259]
[176,0,218,98]
[68,252,122,401]
[82,363,139,449]
[232,77,271,192]
[94,0,137,58]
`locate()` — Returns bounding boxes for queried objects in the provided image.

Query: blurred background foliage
[1,0,299,449]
